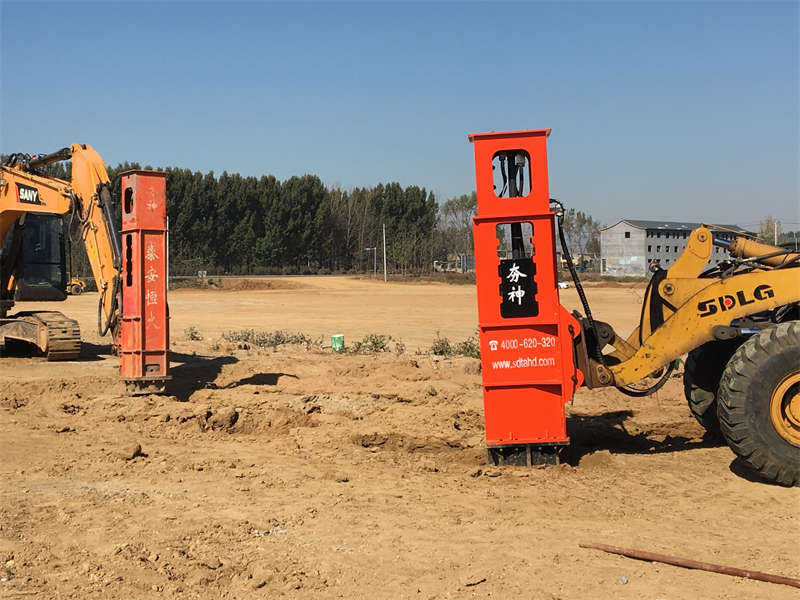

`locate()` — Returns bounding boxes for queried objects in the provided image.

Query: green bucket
[331,334,345,353]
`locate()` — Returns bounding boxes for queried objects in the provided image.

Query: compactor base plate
[487,443,566,466]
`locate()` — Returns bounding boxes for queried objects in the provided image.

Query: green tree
[759,216,783,245]
[560,208,601,260]
[436,191,477,260]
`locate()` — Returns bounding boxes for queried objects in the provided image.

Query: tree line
[759,216,799,249]
[436,192,602,269]
[113,164,440,276]
[14,161,437,277]
[3,156,603,277]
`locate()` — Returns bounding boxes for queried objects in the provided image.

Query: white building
[600,219,751,276]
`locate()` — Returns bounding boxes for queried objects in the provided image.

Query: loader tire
[683,339,741,439]
[70,284,83,295]
[717,321,800,487]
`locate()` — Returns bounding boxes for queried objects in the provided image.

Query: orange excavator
[0,145,122,359]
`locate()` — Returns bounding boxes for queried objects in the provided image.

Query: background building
[600,220,752,276]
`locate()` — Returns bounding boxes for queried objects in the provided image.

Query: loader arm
[610,268,799,385]
[581,226,800,387]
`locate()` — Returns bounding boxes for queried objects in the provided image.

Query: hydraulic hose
[551,199,605,364]
[615,361,677,397]
[98,275,120,337]
[550,198,676,397]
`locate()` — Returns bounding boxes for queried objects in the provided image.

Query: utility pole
[775,221,778,245]
[382,223,387,282]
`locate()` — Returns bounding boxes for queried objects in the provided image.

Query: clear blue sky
[2,1,798,229]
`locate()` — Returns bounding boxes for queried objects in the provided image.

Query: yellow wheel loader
[66,277,86,295]
[564,218,800,486]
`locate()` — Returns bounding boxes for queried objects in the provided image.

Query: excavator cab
[10,214,68,302]
[1,214,68,304]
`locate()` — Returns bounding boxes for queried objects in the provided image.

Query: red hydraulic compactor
[469,129,584,465]
[119,170,170,395]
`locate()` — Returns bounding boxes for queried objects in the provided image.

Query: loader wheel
[683,339,740,438]
[717,321,800,486]
[70,284,83,295]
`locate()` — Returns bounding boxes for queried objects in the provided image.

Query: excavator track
[0,311,81,361]
[36,312,82,361]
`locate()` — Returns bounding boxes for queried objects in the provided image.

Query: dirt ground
[1,277,797,599]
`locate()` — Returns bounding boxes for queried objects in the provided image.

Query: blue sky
[1,1,798,228]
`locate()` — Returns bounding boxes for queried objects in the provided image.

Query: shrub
[349,333,392,353]
[222,329,312,348]
[454,332,480,359]
[430,332,452,356]
[184,326,203,341]
[431,330,480,358]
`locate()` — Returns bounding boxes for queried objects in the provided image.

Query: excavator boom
[65,144,122,339]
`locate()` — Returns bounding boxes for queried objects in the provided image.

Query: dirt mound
[218,278,306,291]
[579,280,648,289]
[354,431,467,454]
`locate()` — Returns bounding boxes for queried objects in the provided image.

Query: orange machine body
[119,171,170,394]
[469,129,583,460]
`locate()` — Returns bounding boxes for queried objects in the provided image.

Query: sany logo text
[16,183,41,204]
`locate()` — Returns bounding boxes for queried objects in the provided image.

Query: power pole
[382,223,387,282]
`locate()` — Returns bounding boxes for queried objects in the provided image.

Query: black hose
[775,252,800,270]
[551,199,605,364]
[3,153,31,168]
[98,183,122,270]
[551,198,677,397]
[616,360,678,397]
[98,275,120,337]
[498,154,508,197]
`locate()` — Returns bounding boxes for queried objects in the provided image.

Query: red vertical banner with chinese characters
[119,171,170,394]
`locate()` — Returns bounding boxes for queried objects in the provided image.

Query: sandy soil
[1,277,797,599]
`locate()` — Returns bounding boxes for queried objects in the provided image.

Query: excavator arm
[64,144,123,340]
